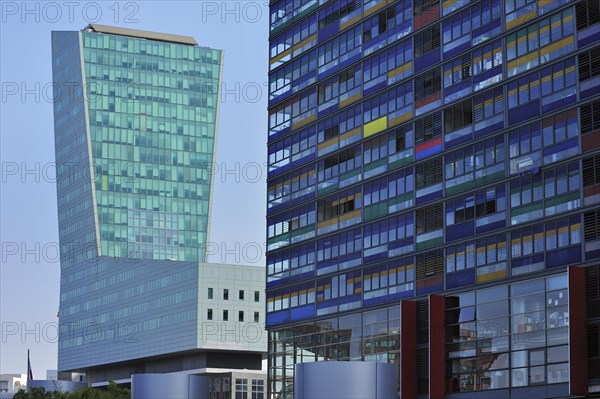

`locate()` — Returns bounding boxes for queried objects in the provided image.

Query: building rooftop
[83,24,198,46]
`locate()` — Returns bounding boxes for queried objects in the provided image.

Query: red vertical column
[401,300,416,399]
[429,295,445,399]
[569,266,587,396]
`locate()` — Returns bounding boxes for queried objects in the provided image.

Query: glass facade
[52,27,223,372]
[266,0,599,397]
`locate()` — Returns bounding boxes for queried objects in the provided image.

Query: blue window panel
[417,279,444,296]
[546,246,582,268]
[511,254,544,274]
[364,295,389,307]
[542,90,576,113]
[269,88,293,107]
[364,249,388,265]
[581,75,600,100]
[340,50,362,71]
[339,252,362,270]
[444,38,470,58]
[415,50,441,72]
[267,309,291,326]
[445,126,474,148]
[508,100,539,125]
[269,125,292,142]
[290,304,315,321]
[446,269,476,289]
[577,23,600,48]
[476,214,506,234]
[416,184,443,205]
[472,20,502,46]
[318,23,338,43]
[316,298,339,310]
[317,258,338,274]
[387,20,413,45]
[388,237,414,254]
[339,294,361,305]
[388,288,414,301]
[474,114,504,138]
[267,278,288,289]
[446,221,475,242]
[587,243,600,260]
[444,80,472,105]
[318,102,339,118]
[289,269,316,282]
[294,70,317,91]
[542,138,579,166]
[363,34,388,57]
[473,65,502,91]
[318,63,340,80]
[363,80,388,97]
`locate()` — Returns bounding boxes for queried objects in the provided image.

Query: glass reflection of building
[266,0,599,397]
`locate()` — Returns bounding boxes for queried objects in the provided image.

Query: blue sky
[0,0,268,375]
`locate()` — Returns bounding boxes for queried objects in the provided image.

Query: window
[415,112,442,144]
[581,100,600,134]
[239,311,244,322]
[511,215,581,258]
[415,69,441,101]
[541,108,578,164]
[447,234,508,273]
[509,121,542,174]
[319,25,362,71]
[416,204,443,234]
[317,186,362,222]
[252,379,265,399]
[508,71,540,109]
[208,287,213,299]
[583,154,600,187]
[254,290,260,302]
[584,210,600,242]
[414,0,437,16]
[578,47,600,81]
[540,58,577,112]
[416,157,443,189]
[576,0,600,30]
[414,25,441,57]
[416,249,444,279]
[223,289,229,300]
[236,378,248,399]
[319,0,361,29]
[254,312,260,323]
[472,39,503,90]
[471,0,502,36]
[443,9,470,46]
[505,0,536,29]
[207,309,213,320]
[223,310,229,321]
[444,99,473,132]
[239,290,245,300]
[473,87,504,125]
[443,54,471,88]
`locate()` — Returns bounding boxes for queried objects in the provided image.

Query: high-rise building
[51,25,266,385]
[266,0,600,397]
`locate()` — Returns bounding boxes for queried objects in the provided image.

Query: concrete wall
[294,362,397,399]
[131,374,208,399]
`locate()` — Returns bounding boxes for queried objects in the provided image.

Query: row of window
[268,221,581,312]
[206,309,261,323]
[207,288,261,302]
[268,212,588,284]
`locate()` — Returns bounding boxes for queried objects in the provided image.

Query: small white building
[0,374,26,393]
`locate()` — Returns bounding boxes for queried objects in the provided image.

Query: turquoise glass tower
[52,25,223,378]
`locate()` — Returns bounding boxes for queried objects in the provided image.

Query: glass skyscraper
[266,0,599,397]
[52,25,225,378]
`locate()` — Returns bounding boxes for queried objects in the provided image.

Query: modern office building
[266,0,600,397]
[51,25,266,386]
